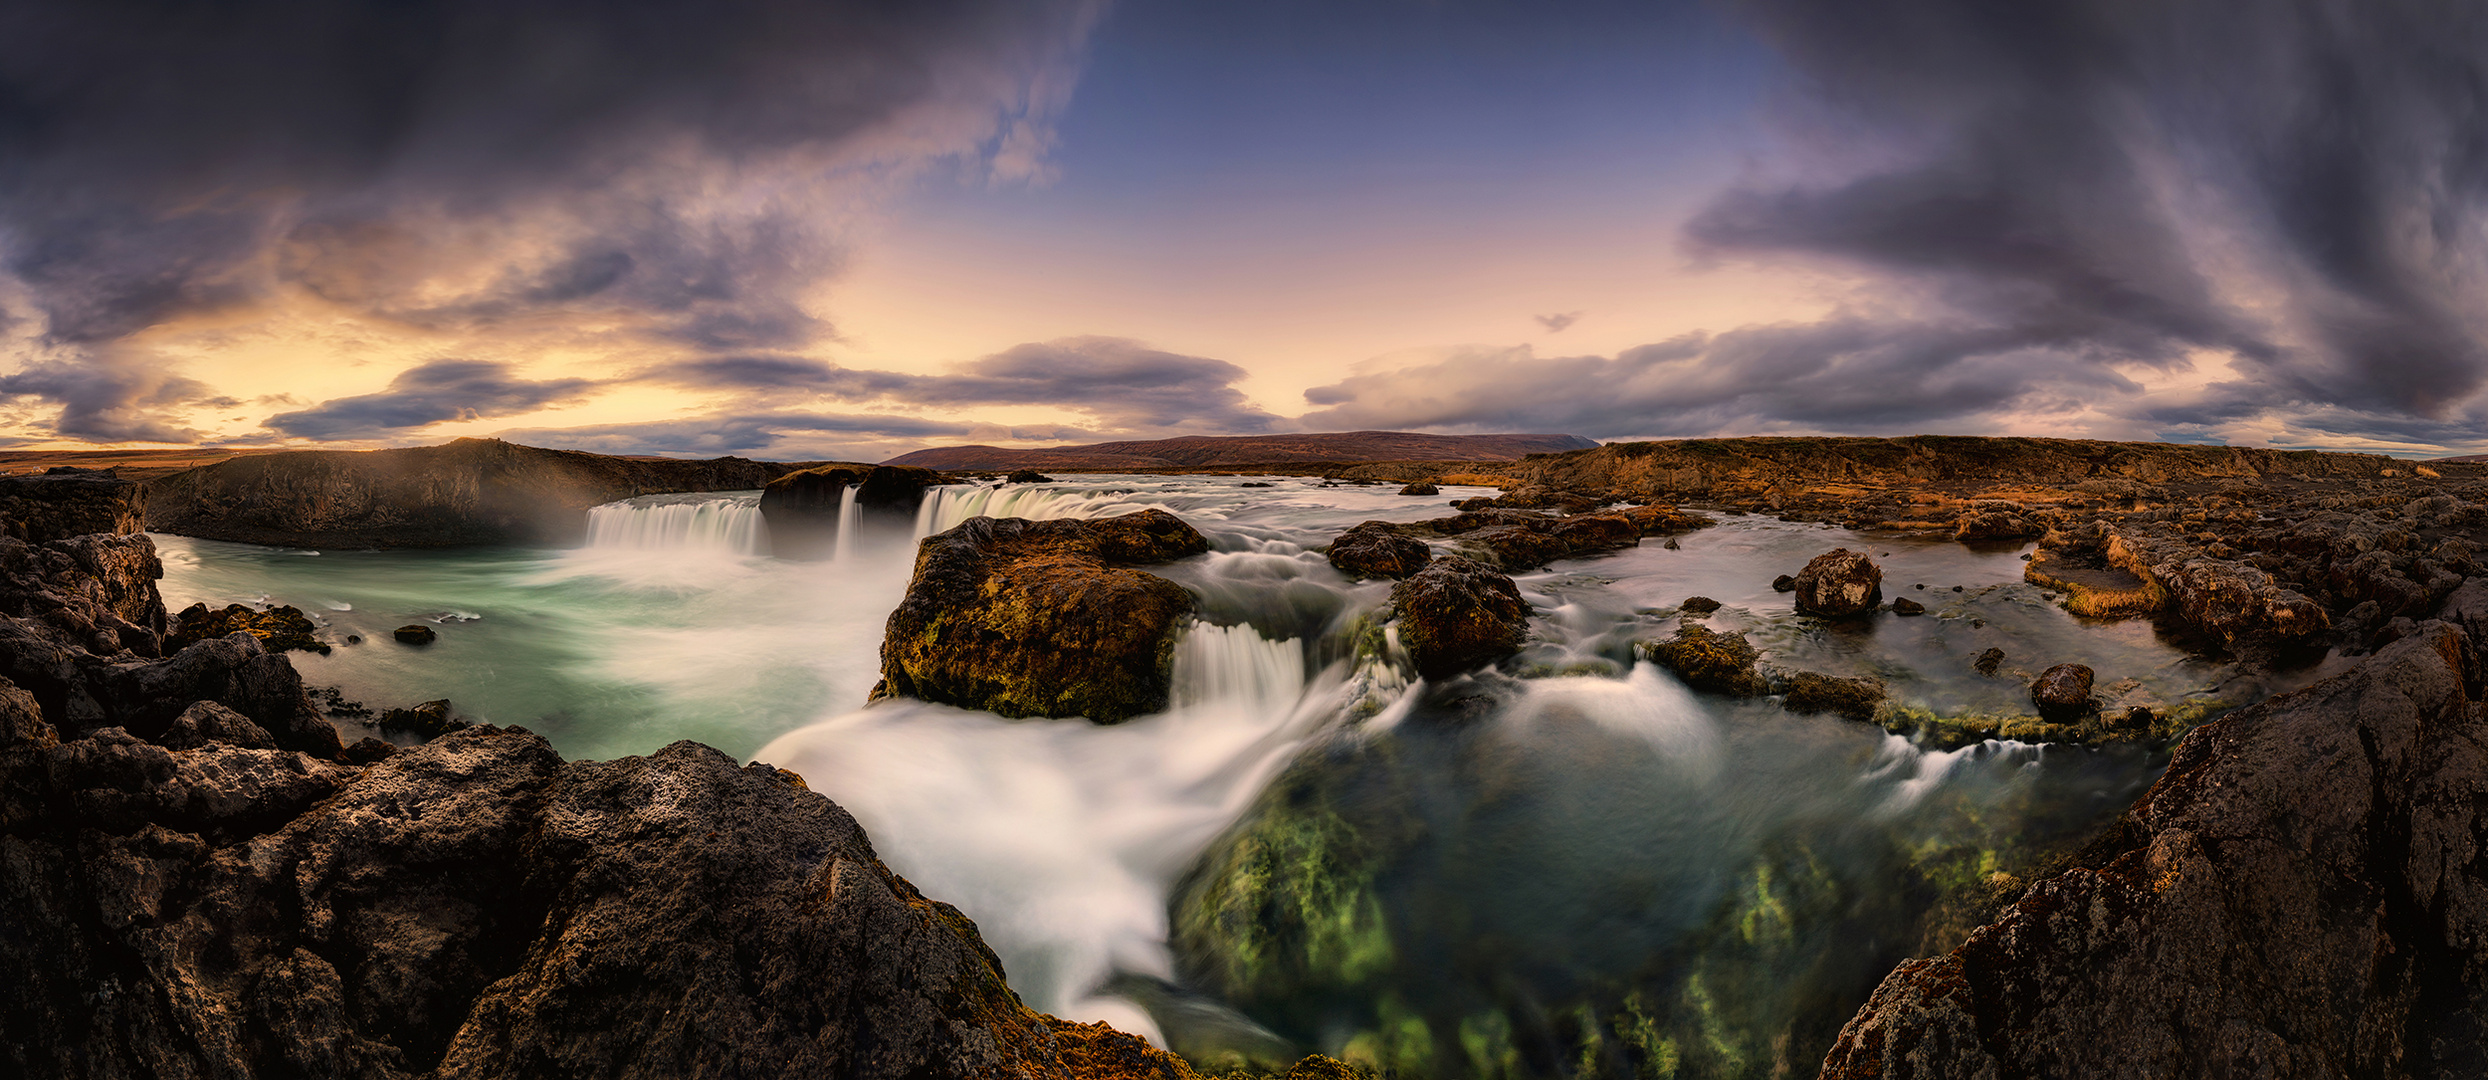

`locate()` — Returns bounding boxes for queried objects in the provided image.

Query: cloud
[1535,311,1584,333]
[641,336,1286,435]
[497,411,1096,461]
[0,0,1106,441]
[1685,0,2488,446]
[0,356,223,443]
[264,360,600,439]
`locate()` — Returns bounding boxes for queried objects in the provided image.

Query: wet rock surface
[1637,623,1766,696]
[1389,555,1532,680]
[1821,598,2488,1080]
[1793,548,1884,617]
[1325,521,1433,580]
[1781,671,1886,721]
[878,509,1209,722]
[2028,663,2096,719]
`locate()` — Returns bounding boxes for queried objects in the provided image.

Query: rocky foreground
[0,473,1236,1079]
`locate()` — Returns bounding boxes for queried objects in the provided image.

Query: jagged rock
[0,533,169,656]
[1792,548,1883,617]
[1005,469,1056,484]
[760,463,943,559]
[1638,623,1765,696]
[379,699,469,741]
[1325,522,1432,580]
[1389,555,1531,680]
[0,621,335,758]
[1782,671,1885,721]
[2029,663,2097,720]
[1822,614,2488,1080]
[394,624,437,644]
[342,736,397,764]
[1973,647,2006,676]
[1680,596,1722,614]
[146,438,800,548]
[1398,481,1438,496]
[0,728,1195,1079]
[157,700,277,751]
[171,601,329,654]
[1891,597,1926,616]
[0,467,146,542]
[878,510,1207,722]
[0,675,52,748]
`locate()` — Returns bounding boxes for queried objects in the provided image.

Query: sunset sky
[1,0,2482,460]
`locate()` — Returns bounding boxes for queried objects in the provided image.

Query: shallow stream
[154,475,2288,1078]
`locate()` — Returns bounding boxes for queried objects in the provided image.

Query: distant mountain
[2435,454,2488,463]
[881,431,1598,470]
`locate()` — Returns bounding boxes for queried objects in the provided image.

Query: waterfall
[1174,621,1308,712]
[583,493,768,555]
[912,484,1175,538]
[833,483,862,563]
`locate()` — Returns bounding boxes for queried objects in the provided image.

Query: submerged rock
[1389,555,1531,680]
[1891,597,1926,616]
[1824,610,2488,1079]
[1974,647,2007,676]
[1782,671,1886,721]
[394,624,437,645]
[1792,548,1884,617]
[878,510,1208,723]
[1679,595,1722,615]
[1637,623,1766,696]
[1325,521,1432,580]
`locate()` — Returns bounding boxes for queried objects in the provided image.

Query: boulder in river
[2029,662,2096,719]
[1771,574,1797,593]
[1398,481,1439,496]
[1891,597,1926,616]
[1792,548,1884,617]
[1326,521,1433,580]
[1679,596,1722,614]
[394,624,437,645]
[1637,623,1766,696]
[1389,555,1531,680]
[877,509,1208,723]
[1782,671,1885,722]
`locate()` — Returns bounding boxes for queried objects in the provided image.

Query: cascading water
[832,482,862,563]
[584,492,769,555]
[155,474,2253,1079]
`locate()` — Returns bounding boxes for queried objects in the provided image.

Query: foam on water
[585,493,768,555]
[913,484,1173,536]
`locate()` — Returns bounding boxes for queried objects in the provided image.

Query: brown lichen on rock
[1325,521,1432,580]
[1390,554,1532,680]
[1792,548,1884,617]
[1637,623,1766,696]
[879,509,1208,723]
[171,602,330,655]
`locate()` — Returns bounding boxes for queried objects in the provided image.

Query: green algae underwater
[157,475,2305,1079]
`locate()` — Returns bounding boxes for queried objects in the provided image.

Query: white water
[755,621,1350,1043]
[913,484,1174,537]
[584,494,769,555]
[833,483,862,563]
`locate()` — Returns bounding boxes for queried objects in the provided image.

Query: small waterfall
[833,483,862,563]
[913,484,1172,538]
[584,494,768,555]
[1174,622,1309,712]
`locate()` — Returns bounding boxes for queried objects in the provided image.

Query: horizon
[3,1,2484,461]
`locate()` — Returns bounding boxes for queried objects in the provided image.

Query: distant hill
[881,431,1597,470]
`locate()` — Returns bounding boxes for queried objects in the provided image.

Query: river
[153,474,2279,1078]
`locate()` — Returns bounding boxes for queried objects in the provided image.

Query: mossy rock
[1638,623,1766,696]
[170,602,330,654]
[1782,671,1885,721]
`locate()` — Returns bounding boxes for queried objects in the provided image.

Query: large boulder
[1389,555,1531,680]
[759,463,941,559]
[1325,521,1433,580]
[0,467,146,542]
[1792,548,1883,617]
[1821,612,2488,1079]
[877,510,1209,722]
[0,726,1196,1079]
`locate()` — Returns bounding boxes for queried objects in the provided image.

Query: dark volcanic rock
[0,727,1195,1080]
[156,700,278,751]
[2028,663,2096,719]
[1638,623,1766,696]
[878,510,1207,723]
[1792,548,1884,617]
[394,624,437,645]
[0,533,168,656]
[171,602,328,654]
[1821,607,2488,1080]
[1326,522,1433,580]
[759,463,942,559]
[1782,671,1885,721]
[1680,596,1722,614]
[146,438,802,549]
[1891,597,1926,616]
[379,699,469,741]
[1398,481,1439,496]
[1772,574,1797,593]
[0,467,146,542]
[1389,555,1531,680]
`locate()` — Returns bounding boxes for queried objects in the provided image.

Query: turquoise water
[155,475,2286,1077]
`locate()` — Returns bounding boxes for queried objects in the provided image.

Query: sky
[1,0,2484,461]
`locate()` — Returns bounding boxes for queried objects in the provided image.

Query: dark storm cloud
[0,0,1101,438]
[1298,318,2138,438]
[264,360,599,440]
[644,337,1284,434]
[0,358,221,442]
[497,412,1094,459]
[1676,0,2488,440]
